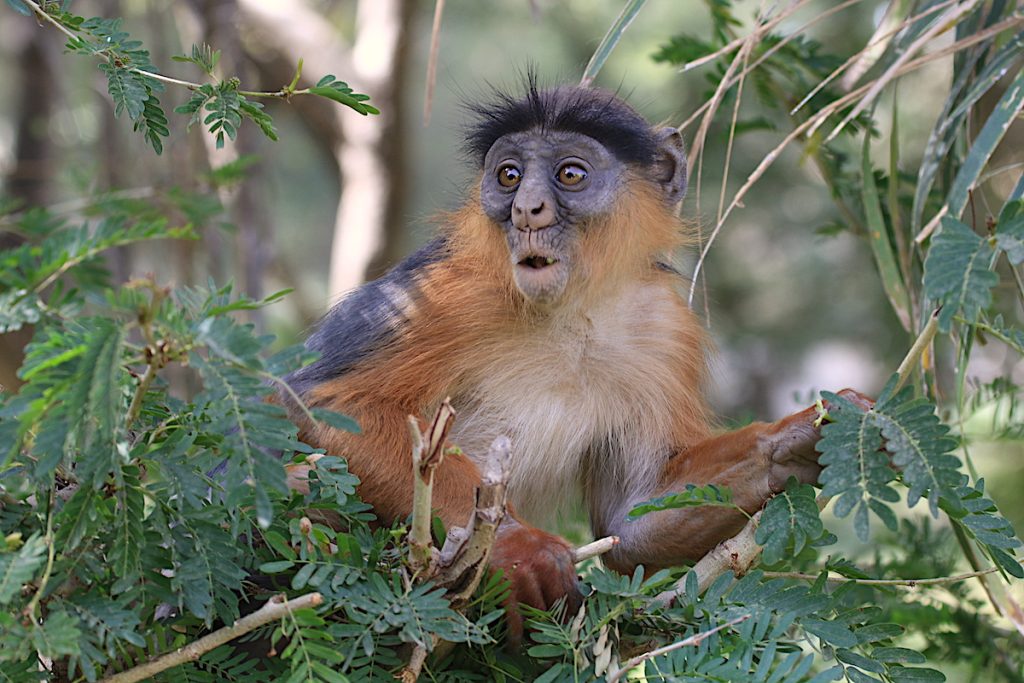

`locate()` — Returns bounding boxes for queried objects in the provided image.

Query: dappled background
[2,0,1022,583]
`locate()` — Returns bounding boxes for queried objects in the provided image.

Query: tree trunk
[237,0,415,301]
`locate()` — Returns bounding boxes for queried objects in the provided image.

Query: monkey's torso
[448,276,709,523]
[286,231,711,531]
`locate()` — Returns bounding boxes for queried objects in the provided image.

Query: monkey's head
[467,84,687,306]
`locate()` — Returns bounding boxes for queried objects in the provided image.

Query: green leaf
[109,467,146,593]
[872,385,962,517]
[754,479,823,565]
[946,480,1023,578]
[5,0,32,16]
[240,100,278,142]
[259,560,295,573]
[872,647,926,664]
[802,619,858,648]
[171,43,221,75]
[652,34,717,64]
[818,391,899,541]
[311,407,361,434]
[945,67,1024,219]
[100,63,149,121]
[888,666,946,682]
[837,648,885,674]
[861,133,911,330]
[0,534,47,605]
[994,199,1024,265]
[31,608,81,660]
[922,217,998,332]
[580,0,648,85]
[66,319,126,487]
[133,91,169,154]
[308,78,379,115]
[628,483,738,517]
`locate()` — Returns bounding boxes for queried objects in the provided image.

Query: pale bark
[237,0,414,301]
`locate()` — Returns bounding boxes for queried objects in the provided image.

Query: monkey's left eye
[497,165,522,188]
[557,164,588,186]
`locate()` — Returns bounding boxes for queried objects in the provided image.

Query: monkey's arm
[600,390,872,575]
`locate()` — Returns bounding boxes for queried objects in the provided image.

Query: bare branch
[574,536,620,564]
[605,614,752,683]
[408,400,456,573]
[100,593,323,683]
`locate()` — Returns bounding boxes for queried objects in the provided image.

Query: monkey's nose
[512,198,556,230]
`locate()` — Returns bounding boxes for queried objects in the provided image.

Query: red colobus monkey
[283,83,865,641]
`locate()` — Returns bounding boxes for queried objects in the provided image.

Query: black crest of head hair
[464,72,659,169]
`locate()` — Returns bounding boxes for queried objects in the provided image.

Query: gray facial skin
[480,130,627,306]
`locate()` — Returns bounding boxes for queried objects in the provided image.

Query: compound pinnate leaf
[923,217,998,332]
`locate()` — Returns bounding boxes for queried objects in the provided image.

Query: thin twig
[605,614,752,683]
[676,0,865,134]
[792,0,957,114]
[654,510,765,607]
[894,308,940,392]
[826,0,984,143]
[24,489,56,618]
[400,645,429,683]
[422,0,445,126]
[409,401,456,572]
[573,536,619,563]
[21,0,325,100]
[762,564,1016,586]
[125,364,157,429]
[686,14,1022,304]
[100,593,323,683]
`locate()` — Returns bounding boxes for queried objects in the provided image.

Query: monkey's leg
[600,389,872,575]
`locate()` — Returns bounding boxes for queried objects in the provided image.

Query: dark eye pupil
[560,165,587,184]
[498,166,521,187]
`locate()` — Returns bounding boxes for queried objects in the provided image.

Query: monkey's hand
[489,521,582,648]
[762,388,874,493]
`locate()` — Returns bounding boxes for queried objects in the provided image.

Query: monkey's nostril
[530,204,544,215]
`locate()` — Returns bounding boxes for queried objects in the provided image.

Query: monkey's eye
[557,164,588,186]
[497,165,522,188]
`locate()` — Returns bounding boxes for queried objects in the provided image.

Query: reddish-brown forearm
[602,405,827,574]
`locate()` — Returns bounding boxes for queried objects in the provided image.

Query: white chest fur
[449,281,700,522]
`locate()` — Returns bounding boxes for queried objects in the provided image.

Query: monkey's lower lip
[517,256,560,269]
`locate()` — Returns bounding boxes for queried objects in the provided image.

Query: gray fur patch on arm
[284,238,448,396]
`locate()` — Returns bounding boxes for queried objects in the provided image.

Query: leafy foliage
[755,479,825,565]
[7,3,374,154]
[628,483,743,517]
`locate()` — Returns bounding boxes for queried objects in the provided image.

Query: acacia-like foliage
[5,0,377,154]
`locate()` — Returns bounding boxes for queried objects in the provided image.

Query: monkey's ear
[652,127,687,205]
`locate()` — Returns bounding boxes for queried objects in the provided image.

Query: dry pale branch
[435,436,512,600]
[654,511,765,607]
[574,536,620,563]
[827,0,984,142]
[401,435,511,682]
[99,593,323,683]
[408,400,456,573]
[762,565,1018,586]
[604,613,752,683]
[685,10,1022,304]
[423,0,446,126]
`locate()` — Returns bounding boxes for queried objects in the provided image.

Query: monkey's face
[480,130,626,306]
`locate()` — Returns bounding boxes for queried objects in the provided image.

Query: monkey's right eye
[497,165,522,188]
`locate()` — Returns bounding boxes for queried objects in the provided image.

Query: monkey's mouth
[511,252,569,305]
[517,255,560,269]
